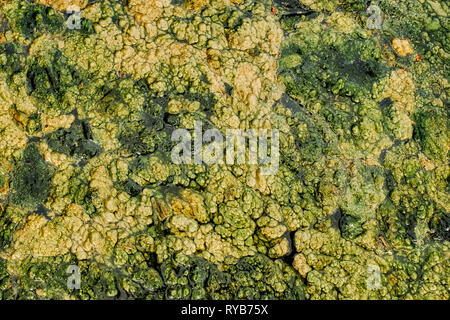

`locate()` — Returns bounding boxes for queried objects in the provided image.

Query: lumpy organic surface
[0,0,448,299]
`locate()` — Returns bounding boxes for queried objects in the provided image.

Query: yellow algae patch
[126,0,168,24]
[233,62,262,109]
[28,34,59,57]
[391,38,413,57]
[170,189,208,223]
[10,214,71,261]
[293,253,311,278]
[383,69,415,113]
[0,114,28,159]
[326,12,360,34]
[89,165,115,200]
[35,0,88,11]
[40,113,75,134]
[185,0,210,11]
[39,140,72,170]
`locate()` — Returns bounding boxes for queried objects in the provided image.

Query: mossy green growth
[15,2,64,39]
[10,143,54,209]
[228,254,305,299]
[0,207,15,250]
[0,258,12,299]
[281,35,388,101]
[17,253,301,300]
[45,119,102,160]
[26,50,83,114]
[414,111,448,164]
[0,173,4,190]
[0,42,26,78]
[429,210,450,242]
[1,255,78,299]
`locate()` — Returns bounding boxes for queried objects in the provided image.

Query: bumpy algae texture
[0,0,448,300]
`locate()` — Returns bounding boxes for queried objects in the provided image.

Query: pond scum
[0,0,448,299]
